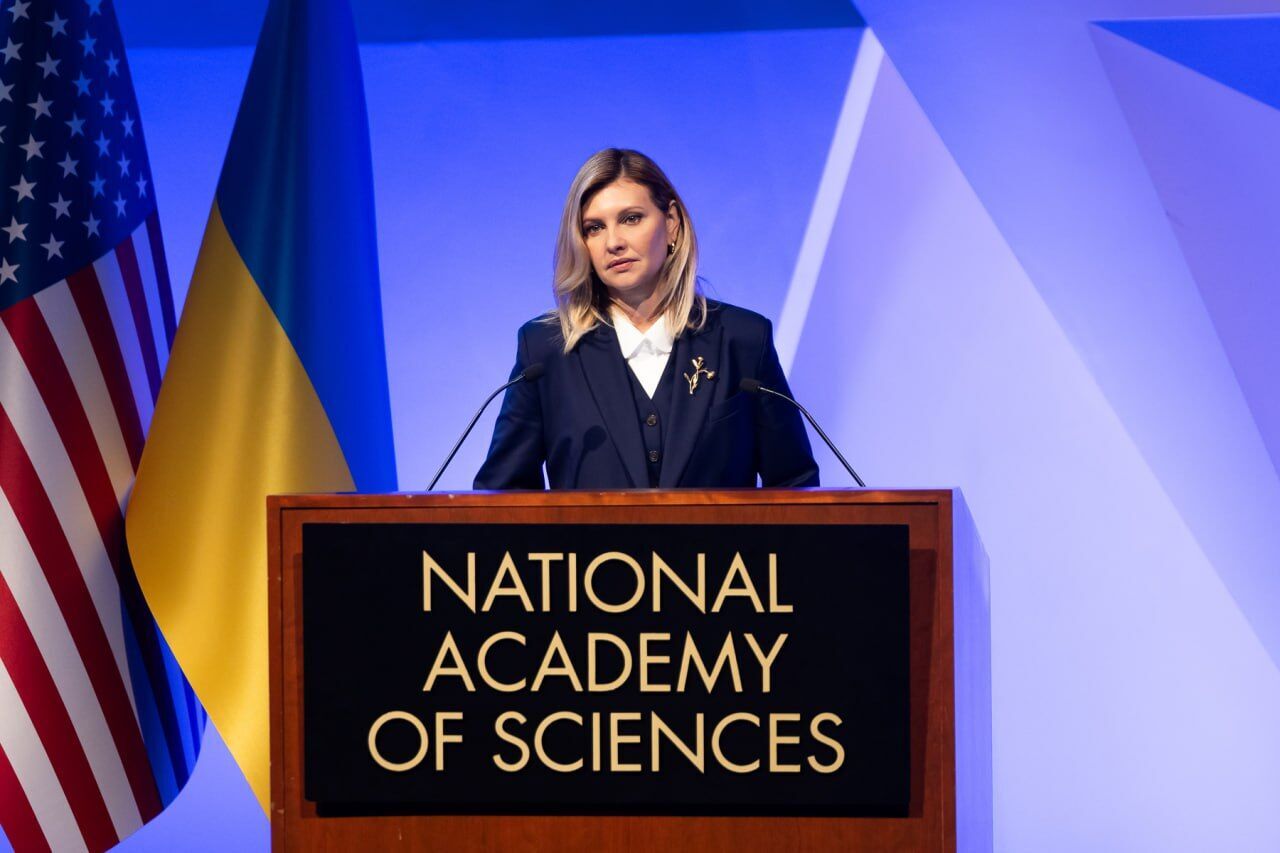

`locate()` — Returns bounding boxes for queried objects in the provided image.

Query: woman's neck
[607,283,663,333]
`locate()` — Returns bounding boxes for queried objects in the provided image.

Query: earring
[667,242,676,256]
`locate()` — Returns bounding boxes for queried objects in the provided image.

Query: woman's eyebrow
[583,205,643,223]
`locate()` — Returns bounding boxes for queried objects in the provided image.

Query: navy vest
[623,352,679,487]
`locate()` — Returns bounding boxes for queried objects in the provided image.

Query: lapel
[574,324,649,488]
[659,317,724,487]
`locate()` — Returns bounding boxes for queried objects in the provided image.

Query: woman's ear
[666,200,680,244]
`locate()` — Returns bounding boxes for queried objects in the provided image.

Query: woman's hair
[550,148,705,352]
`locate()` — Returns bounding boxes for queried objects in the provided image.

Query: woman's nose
[605,227,626,251]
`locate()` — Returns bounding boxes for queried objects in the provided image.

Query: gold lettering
[768,553,793,613]
[587,632,632,691]
[423,550,475,612]
[591,711,602,771]
[528,552,563,611]
[808,713,845,773]
[531,631,583,692]
[711,552,765,612]
[493,711,529,771]
[368,711,428,772]
[651,712,705,772]
[639,632,671,692]
[423,631,475,692]
[434,711,464,771]
[481,552,535,612]
[712,713,760,773]
[534,712,584,772]
[677,633,743,693]
[743,633,788,693]
[610,712,643,772]
[477,631,526,692]
[568,553,578,612]
[651,553,706,612]
[584,551,645,613]
[768,713,801,773]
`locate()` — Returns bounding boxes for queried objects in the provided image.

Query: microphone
[428,363,545,490]
[739,378,866,487]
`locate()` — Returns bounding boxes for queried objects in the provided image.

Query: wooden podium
[268,488,990,851]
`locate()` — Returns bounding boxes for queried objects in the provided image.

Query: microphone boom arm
[428,365,543,490]
[743,379,867,487]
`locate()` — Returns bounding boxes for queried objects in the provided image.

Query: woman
[474,148,819,490]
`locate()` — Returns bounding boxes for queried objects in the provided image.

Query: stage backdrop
[44,2,1279,852]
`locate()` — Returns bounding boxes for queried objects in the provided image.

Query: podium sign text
[301,522,909,815]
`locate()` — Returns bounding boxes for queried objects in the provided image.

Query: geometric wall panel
[856,0,1280,682]
[791,52,1280,853]
[1094,21,1280,482]
[1097,16,1280,109]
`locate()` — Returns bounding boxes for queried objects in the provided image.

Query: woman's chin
[603,273,655,294]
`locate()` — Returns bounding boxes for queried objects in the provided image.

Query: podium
[268,489,990,851]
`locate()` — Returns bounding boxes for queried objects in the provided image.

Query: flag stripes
[0,312,162,810]
[93,253,157,428]
[2,298,128,571]
[0,324,132,690]
[0,402,156,837]
[131,220,172,378]
[114,241,163,403]
[0,498,140,835]
[0,667,78,853]
[5,290,195,793]
[0,568,119,850]
[143,214,178,351]
[0,743,49,853]
[66,269,146,469]
[0,223,199,851]
[33,285,136,510]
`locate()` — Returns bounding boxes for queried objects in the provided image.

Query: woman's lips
[608,259,637,271]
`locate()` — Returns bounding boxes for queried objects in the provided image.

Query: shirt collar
[610,308,673,359]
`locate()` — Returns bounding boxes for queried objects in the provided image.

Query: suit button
[646,413,658,427]
[648,450,660,463]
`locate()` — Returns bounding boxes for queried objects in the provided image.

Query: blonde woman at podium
[474,148,819,490]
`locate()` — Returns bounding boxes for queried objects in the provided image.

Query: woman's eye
[583,224,601,236]
[624,213,642,224]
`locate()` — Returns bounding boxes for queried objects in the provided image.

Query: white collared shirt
[611,308,673,399]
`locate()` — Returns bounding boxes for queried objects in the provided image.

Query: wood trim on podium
[267,488,991,852]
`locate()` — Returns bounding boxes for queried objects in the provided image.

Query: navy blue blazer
[474,301,819,490]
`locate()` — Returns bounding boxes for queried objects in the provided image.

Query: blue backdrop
[27,2,1274,851]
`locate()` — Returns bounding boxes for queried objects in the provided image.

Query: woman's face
[581,179,678,303]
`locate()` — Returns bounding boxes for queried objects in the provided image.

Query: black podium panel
[302,522,909,816]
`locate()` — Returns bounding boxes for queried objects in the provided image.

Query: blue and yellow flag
[126,0,396,811]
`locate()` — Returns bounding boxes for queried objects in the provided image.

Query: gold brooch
[684,356,716,395]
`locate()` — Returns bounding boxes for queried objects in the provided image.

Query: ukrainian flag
[125,0,396,811]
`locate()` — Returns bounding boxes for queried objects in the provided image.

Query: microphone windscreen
[739,377,762,394]
[522,363,546,382]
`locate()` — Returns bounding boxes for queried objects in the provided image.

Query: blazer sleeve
[753,320,820,488]
[473,325,547,490]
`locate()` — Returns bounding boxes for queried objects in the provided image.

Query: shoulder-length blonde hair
[550,148,706,352]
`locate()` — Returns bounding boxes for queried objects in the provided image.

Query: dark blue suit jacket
[474,301,819,490]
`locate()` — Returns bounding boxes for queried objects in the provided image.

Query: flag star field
[2,0,154,312]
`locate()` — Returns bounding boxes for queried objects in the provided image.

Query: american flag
[0,1,203,850]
